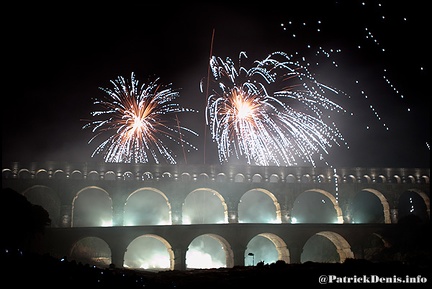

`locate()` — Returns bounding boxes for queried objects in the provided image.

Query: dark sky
[2,1,430,168]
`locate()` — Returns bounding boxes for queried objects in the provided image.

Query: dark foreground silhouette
[1,248,430,289]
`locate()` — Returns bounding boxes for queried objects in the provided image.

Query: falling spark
[83,72,198,164]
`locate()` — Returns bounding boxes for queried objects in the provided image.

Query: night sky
[2,1,429,168]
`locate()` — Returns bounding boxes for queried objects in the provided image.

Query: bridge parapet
[2,161,430,184]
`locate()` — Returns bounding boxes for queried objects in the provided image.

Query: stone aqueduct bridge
[2,162,430,270]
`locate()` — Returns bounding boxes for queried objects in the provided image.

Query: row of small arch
[3,167,430,184]
[67,230,357,270]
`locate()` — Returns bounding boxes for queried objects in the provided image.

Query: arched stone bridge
[2,162,430,270]
[42,223,426,270]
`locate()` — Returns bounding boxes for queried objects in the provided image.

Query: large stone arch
[360,232,391,261]
[360,188,391,224]
[69,236,112,267]
[124,187,172,225]
[304,189,343,223]
[315,231,354,262]
[397,188,430,222]
[71,186,113,227]
[22,185,61,227]
[256,232,290,263]
[186,233,234,268]
[183,188,228,224]
[124,234,175,271]
[415,191,431,216]
[404,189,430,219]
[239,188,282,223]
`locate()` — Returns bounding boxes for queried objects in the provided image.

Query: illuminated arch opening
[291,189,343,223]
[182,188,228,224]
[238,188,282,223]
[124,234,174,271]
[351,188,391,223]
[70,236,112,268]
[71,186,113,227]
[124,188,171,226]
[352,188,391,224]
[186,234,233,269]
[245,233,289,266]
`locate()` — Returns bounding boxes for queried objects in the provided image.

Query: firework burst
[204,51,348,166]
[83,72,198,164]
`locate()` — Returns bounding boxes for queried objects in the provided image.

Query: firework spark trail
[83,72,198,164]
[204,51,348,167]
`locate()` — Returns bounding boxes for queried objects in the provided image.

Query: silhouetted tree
[0,188,51,250]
